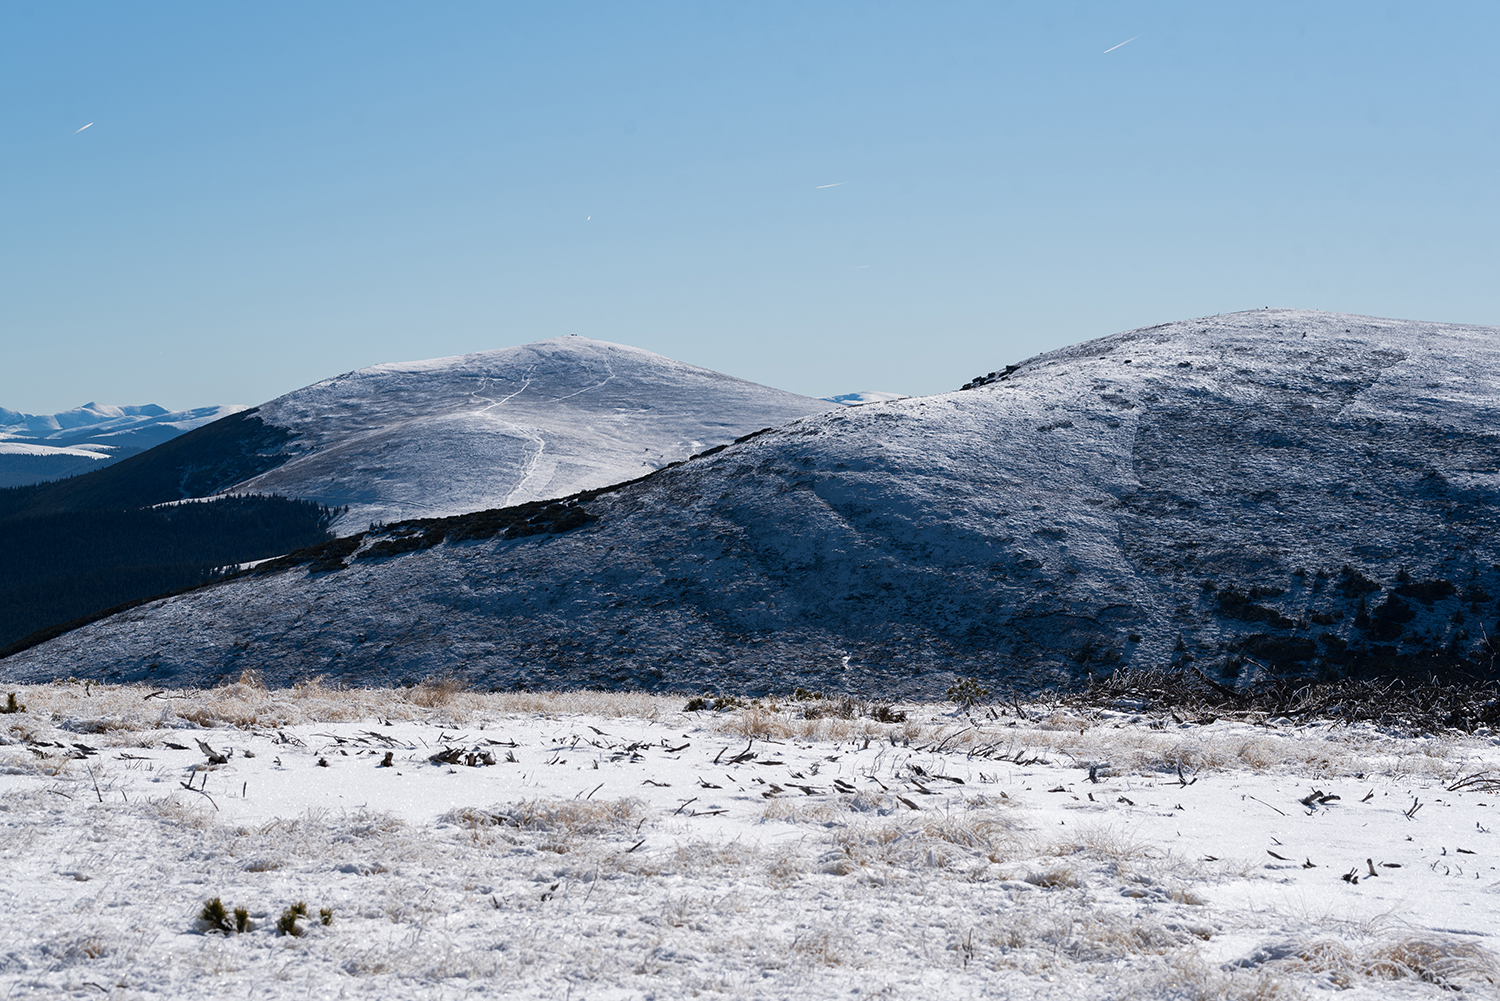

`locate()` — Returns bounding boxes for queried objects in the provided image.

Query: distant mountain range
[7,309,1496,695]
[0,402,247,487]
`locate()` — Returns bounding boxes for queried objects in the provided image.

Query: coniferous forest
[0,490,334,654]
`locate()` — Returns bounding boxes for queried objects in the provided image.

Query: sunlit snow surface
[8,308,1499,694]
[229,336,833,532]
[2,686,1498,999]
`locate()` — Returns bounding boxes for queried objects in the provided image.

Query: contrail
[1103,35,1140,54]
[73,122,94,134]
[816,182,843,189]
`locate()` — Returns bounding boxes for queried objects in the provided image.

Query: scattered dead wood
[195,739,228,765]
[428,745,496,767]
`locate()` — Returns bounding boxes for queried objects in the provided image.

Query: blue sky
[3,2,1497,412]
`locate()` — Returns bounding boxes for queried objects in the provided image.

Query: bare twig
[1246,795,1287,817]
[178,773,219,810]
[1449,771,1500,793]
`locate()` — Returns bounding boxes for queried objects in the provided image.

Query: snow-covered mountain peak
[276,336,791,414]
[357,335,703,378]
[232,336,835,531]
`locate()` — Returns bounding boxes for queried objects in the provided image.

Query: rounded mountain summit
[5,310,1499,694]
[231,336,837,533]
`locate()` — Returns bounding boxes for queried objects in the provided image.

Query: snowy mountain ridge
[5,309,1499,694]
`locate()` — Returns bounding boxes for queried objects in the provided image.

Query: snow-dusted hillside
[0,403,246,487]
[217,336,831,532]
[6,309,1500,693]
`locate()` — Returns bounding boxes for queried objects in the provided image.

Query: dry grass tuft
[404,676,468,708]
[1149,954,1289,1001]
[760,798,846,825]
[486,689,674,719]
[920,815,1016,855]
[1286,935,1500,990]
[0,748,72,777]
[982,902,1206,964]
[1053,823,1157,862]
[442,797,640,837]
[789,927,847,967]
[1022,865,1082,889]
[824,813,1021,875]
[148,794,216,830]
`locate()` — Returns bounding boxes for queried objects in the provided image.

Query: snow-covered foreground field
[3,682,1499,999]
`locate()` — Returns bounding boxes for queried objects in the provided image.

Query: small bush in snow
[1,692,23,714]
[277,901,308,937]
[684,694,745,712]
[200,897,233,934]
[199,897,252,934]
[945,678,990,708]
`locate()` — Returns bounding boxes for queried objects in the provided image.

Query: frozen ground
[3,682,1498,999]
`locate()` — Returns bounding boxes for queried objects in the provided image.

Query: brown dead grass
[1051,823,1158,862]
[4,679,682,731]
[442,797,641,837]
[1288,935,1500,990]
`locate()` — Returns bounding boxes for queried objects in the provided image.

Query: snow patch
[1,683,1497,998]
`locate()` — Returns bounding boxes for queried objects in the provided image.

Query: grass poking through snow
[1,680,1497,998]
